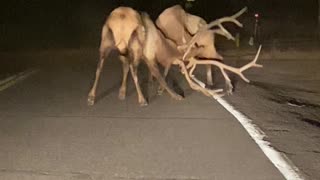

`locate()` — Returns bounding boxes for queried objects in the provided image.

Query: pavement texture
[222,57,320,180]
[0,50,285,180]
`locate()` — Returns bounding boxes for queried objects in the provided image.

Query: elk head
[181,7,248,61]
[178,30,223,61]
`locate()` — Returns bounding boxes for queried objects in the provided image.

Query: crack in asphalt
[0,169,205,180]
[114,176,202,180]
[0,169,94,179]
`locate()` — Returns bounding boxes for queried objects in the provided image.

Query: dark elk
[87,7,183,106]
[156,5,252,93]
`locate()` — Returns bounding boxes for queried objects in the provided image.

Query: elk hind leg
[147,61,183,100]
[157,66,170,95]
[118,55,130,100]
[130,63,148,106]
[206,65,214,87]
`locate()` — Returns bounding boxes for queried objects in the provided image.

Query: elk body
[87,7,182,106]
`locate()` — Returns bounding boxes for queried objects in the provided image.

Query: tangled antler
[183,7,248,60]
[188,45,263,94]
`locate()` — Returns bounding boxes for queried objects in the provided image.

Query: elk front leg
[118,55,130,100]
[129,63,148,106]
[157,66,170,95]
[87,48,110,106]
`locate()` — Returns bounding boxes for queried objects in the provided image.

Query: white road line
[216,97,305,180]
[0,69,39,92]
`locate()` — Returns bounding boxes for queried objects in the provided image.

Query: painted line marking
[0,69,39,92]
[216,97,305,180]
[170,67,303,179]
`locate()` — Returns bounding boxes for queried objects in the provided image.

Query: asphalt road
[0,50,285,180]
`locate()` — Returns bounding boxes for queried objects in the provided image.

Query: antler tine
[173,59,224,99]
[240,45,263,72]
[217,24,235,40]
[206,7,247,30]
[188,45,262,85]
[182,7,247,60]
[232,7,248,19]
[182,31,204,60]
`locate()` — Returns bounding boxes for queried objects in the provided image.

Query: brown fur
[142,13,224,98]
[156,5,223,86]
[88,7,182,106]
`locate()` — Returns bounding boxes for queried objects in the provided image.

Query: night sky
[0,0,318,50]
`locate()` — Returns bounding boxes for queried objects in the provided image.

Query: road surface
[0,49,286,180]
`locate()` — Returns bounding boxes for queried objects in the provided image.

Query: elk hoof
[157,87,164,95]
[205,84,214,89]
[87,96,95,106]
[173,94,184,101]
[139,100,148,107]
[118,91,126,100]
[226,89,233,95]
[225,83,234,95]
[207,82,214,87]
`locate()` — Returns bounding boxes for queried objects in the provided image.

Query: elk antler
[188,45,263,94]
[182,7,248,60]
[172,59,224,99]
[205,7,247,40]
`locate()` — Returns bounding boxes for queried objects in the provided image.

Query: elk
[141,12,224,98]
[141,12,262,99]
[155,5,221,88]
[156,5,248,93]
[181,7,250,93]
[87,7,182,106]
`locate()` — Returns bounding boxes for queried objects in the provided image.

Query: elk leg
[220,68,233,94]
[129,63,148,106]
[87,48,110,106]
[157,66,170,95]
[118,55,130,100]
[146,62,183,100]
[206,65,214,86]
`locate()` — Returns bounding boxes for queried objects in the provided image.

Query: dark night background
[0,0,318,51]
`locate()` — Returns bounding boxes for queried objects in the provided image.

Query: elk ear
[185,14,206,35]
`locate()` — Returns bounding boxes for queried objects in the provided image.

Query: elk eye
[194,43,203,48]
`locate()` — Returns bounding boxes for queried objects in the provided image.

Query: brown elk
[156,5,247,93]
[181,7,250,93]
[87,7,182,106]
[141,12,224,98]
[141,12,262,99]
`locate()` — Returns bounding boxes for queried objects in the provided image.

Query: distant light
[255,13,259,18]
